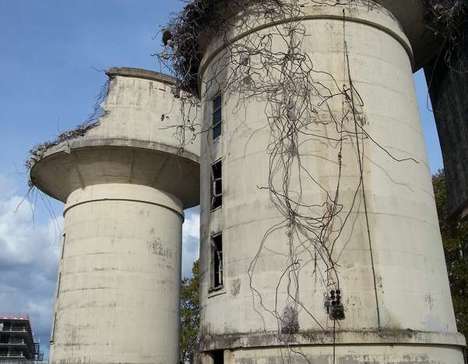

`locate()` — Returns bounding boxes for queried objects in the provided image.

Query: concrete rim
[199,330,466,352]
[198,11,415,92]
[106,67,177,85]
[30,142,200,208]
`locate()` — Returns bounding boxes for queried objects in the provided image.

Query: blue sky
[0,0,442,359]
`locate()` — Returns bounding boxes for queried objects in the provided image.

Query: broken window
[211,160,222,209]
[212,95,222,140]
[211,234,223,290]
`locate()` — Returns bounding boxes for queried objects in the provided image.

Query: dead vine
[26,78,110,171]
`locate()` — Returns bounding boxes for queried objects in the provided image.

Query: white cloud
[0,180,62,358]
[183,208,200,240]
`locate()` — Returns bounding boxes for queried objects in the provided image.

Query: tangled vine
[26,78,110,171]
[424,0,468,72]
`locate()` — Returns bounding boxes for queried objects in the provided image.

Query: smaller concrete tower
[29,68,199,364]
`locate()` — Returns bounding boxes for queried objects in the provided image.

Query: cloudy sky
[0,0,442,360]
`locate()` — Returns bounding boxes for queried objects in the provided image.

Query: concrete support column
[50,183,183,364]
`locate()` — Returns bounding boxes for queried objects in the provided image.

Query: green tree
[180,260,200,364]
[433,170,468,337]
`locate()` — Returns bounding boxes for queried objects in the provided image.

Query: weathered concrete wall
[425,21,468,220]
[30,68,200,363]
[53,184,183,363]
[198,1,465,362]
[88,68,199,160]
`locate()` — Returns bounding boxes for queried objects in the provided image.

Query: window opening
[56,272,62,299]
[211,350,224,364]
[211,234,223,290]
[212,95,222,140]
[50,312,57,344]
[61,233,66,260]
[211,161,222,209]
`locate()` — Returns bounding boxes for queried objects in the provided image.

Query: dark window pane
[213,123,222,140]
[212,161,222,177]
[212,195,222,209]
[215,179,222,195]
[212,350,224,364]
[213,109,222,124]
[212,95,222,140]
[213,95,222,111]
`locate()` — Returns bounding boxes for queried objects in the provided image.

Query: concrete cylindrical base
[49,183,183,364]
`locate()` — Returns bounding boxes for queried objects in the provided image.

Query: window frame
[211,160,222,210]
[210,233,224,291]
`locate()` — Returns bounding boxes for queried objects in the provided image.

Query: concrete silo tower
[166,0,466,363]
[29,68,199,364]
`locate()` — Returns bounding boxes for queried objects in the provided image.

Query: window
[56,272,62,299]
[61,233,66,260]
[50,312,57,344]
[211,161,222,209]
[210,350,224,364]
[212,95,222,140]
[211,234,223,290]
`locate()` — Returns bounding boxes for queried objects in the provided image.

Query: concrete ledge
[30,142,200,207]
[199,330,466,352]
[106,67,177,86]
[34,137,199,165]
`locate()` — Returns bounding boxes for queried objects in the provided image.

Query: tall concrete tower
[168,0,466,363]
[29,68,199,364]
